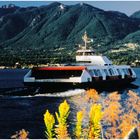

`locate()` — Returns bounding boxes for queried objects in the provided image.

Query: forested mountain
[131,10,140,19]
[0,2,140,66]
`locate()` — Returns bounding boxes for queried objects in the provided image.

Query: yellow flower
[75,111,84,138]
[59,100,70,119]
[55,100,70,139]
[89,104,102,139]
[44,110,55,138]
[89,104,102,123]
[77,111,84,123]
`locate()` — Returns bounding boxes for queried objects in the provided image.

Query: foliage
[88,104,102,139]
[11,129,29,139]
[44,99,102,139]
[131,10,140,19]
[102,90,140,139]
[75,111,84,138]
[102,92,122,138]
[44,110,55,138]
[10,89,140,139]
[119,114,135,138]
[86,89,100,103]
[116,90,140,138]
[55,100,70,139]
[43,89,139,139]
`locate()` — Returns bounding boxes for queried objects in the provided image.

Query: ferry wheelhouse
[24,32,136,88]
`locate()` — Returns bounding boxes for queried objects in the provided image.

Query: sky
[0,1,140,16]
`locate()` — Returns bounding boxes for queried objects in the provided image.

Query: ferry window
[122,69,129,75]
[90,52,94,55]
[85,52,90,56]
[117,69,121,75]
[96,69,102,76]
[33,70,83,79]
[85,52,94,56]
[93,70,98,76]
[85,52,89,56]
[76,52,83,56]
[128,68,133,75]
[109,68,114,76]
[125,69,130,75]
[104,69,109,76]
[122,69,125,74]
[89,70,94,75]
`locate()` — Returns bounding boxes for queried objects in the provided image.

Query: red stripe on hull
[33,66,86,71]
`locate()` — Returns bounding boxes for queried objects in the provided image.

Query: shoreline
[0,66,140,70]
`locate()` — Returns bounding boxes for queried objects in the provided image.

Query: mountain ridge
[0,2,140,66]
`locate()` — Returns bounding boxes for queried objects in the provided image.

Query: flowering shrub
[44,89,140,139]
[44,99,102,139]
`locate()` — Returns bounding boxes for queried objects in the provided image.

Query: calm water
[0,68,139,138]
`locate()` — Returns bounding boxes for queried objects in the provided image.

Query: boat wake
[34,89,86,97]
[1,89,86,98]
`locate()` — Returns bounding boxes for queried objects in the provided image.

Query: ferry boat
[24,32,136,89]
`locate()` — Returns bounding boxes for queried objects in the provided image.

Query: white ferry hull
[24,75,136,90]
[24,79,137,93]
